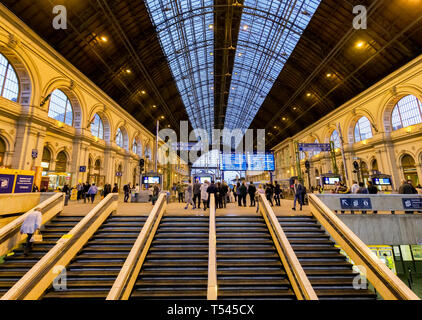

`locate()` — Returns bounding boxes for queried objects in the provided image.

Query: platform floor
[60,198,311,217]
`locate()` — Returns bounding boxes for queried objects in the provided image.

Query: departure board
[221,153,247,170]
[246,152,275,171]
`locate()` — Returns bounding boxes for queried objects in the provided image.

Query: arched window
[48,89,73,126]
[55,151,67,172]
[116,128,124,147]
[41,147,51,171]
[90,114,104,139]
[354,117,373,142]
[401,154,419,186]
[132,138,138,154]
[0,53,19,102]
[391,95,422,131]
[0,137,6,166]
[330,130,341,149]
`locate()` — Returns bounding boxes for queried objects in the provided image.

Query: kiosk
[371,173,393,193]
[320,173,342,192]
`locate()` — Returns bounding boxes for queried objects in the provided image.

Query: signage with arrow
[340,198,372,210]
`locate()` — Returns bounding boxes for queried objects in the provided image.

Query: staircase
[277,215,377,300]
[42,215,147,299]
[0,215,82,296]
[130,215,209,299]
[215,216,295,300]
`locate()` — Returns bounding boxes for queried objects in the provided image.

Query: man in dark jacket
[248,182,257,207]
[265,183,274,206]
[221,182,229,208]
[399,180,418,194]
[238,182,247,207]
[292,179,304,211]
[123,183,131,203]
[83,182,90,203]
[207,181,218,208]
[274,181,281,206]
[193,179,202,209]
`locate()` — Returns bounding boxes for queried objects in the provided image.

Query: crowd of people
[172,180,286,212]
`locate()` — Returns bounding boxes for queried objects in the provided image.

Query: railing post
[207,194,217,300]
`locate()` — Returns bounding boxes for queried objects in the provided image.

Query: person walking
[123,183,131,203]
[177,183,184,203]
[274,181,281,206]
[151,183,160,205]
[83,182,90,203]
[216,182,223,209]
[193,179,202,209]
[200,181,210,211]
[76,182,83,201]
[20,207,42,256]
[292,179,304,211]
[87,183,98,203]
[184,179,195,209]
[248,182,256,207]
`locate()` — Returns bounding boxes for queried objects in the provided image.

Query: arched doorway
[52,151,71,190]
[371,159,379,172]
[0,137,6,167]
[360,161,369,184]
[401,154,419,186]
[56,151,67,172]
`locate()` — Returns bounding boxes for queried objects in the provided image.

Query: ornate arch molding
[0,36,34,108]
[42,142,56,160]
[345,108,376,144]
[322,124,338,144]
[396,150,417,169]
[41,78,85,130]
[0,129,15,154]
[114,120,129,150]
[379,85,422,133]
[87,104,112,142]
[132,130,143,156]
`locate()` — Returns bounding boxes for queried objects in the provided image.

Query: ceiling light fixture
[356,41,365,49]
[125,69,131,74]
[100,36,108,42]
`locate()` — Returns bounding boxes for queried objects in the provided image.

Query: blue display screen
[221,153,247,171]
[221,152,275,171]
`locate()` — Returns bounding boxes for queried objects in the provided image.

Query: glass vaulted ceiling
[224,0,321,133]
[144,0,214,133]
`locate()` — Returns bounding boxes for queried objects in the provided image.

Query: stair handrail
[308,194,420,300]
[207,194,217,300]
[1,193,118,300]
[0,192,65,257]
[107,193,167,300]
[258,193,318,300]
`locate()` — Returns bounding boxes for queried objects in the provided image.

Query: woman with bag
[20,207,42,256]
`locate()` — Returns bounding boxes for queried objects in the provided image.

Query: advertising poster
[0,174,15,193]
[14,174,34,193]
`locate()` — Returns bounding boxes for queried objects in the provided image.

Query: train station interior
[0,0,422,305]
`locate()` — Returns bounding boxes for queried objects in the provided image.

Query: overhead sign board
[298,143,331,152]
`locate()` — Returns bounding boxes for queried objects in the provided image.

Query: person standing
[239,182,247,207]
[112,183,118,193]
[274,181,281,206]
[234,183,240,202]
[207,180,218,209]
[216,182,223,209]
[20,207,42,256]
[87,183,98,203]
[151,183,160,205]
[83,182,90,203]
[221,181,228,208]
[255,185,266,213]
[351,181,360,194]
[193,179,202,209]
[177,183,184,203]
[200,181,210,211]
[76,182,84,201]
[292,179,304,211]
[265,183,274,206]
[184,179,195,209]
[248,182,256,207]
[357,182,368,194]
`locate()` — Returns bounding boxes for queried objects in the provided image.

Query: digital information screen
[221,153,247,171]
[221,152,275,171]
[323,177,340,185]
[247,153,275,171]
[142,176,160,184]
[198,176,212,184]
[374,178,391,185]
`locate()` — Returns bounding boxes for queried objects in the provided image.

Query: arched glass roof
[144,0,214,133]
[224,0,321,132]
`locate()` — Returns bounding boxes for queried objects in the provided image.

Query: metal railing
[1,193,119,300]
[258,194,318,300]
[0,193,65,257]
[309,194,420,300]
[106,193,167,300]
